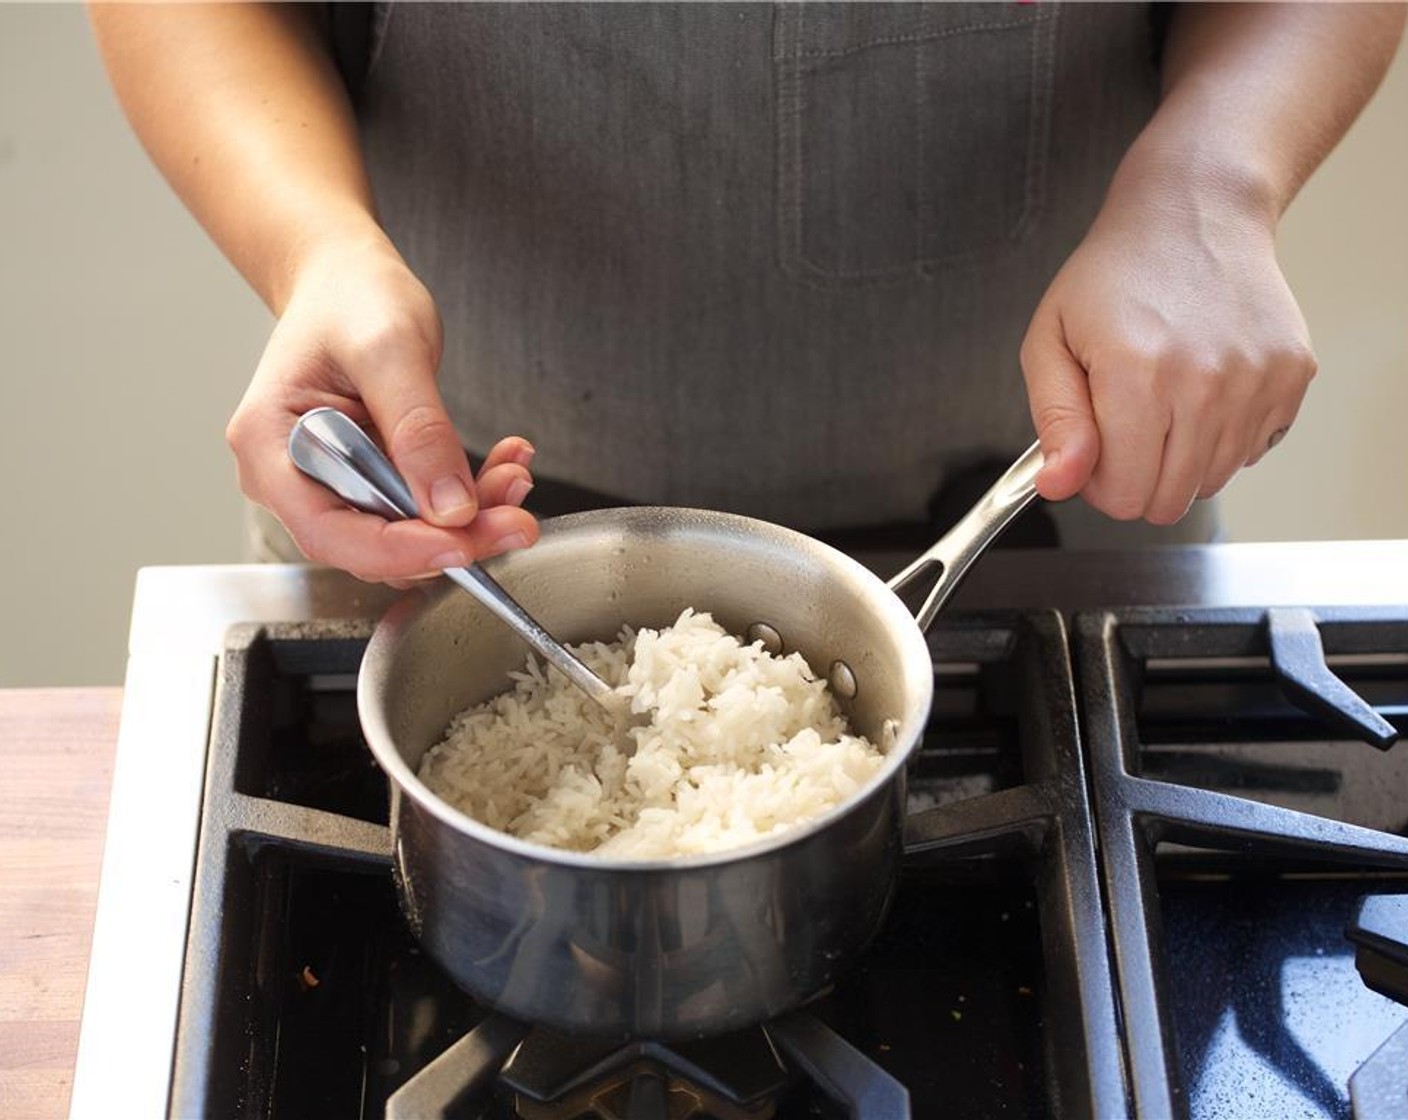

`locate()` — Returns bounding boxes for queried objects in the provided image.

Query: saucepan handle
[887,442,1045,632]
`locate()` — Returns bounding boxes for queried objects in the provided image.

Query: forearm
[88,2,384,313]
[1115,2,1406,225]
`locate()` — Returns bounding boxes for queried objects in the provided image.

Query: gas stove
[69,544,1408,1119]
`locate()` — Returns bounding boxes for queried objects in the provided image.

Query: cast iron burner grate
[499,1023,793,1120]
[1346,893,1408,1119]
[1075,606,1408,1119]
[383,1016,913,1120]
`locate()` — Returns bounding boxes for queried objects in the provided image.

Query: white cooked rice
[417,609,885,858]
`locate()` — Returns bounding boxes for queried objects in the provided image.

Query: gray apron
[251,2,1215,563]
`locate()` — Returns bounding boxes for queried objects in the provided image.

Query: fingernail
[428,550,468,570]
[430,476,474,518]
[1042,448,1063,472]
[514,443,536,467]
[491,531,530,554]
[506,478,534,507]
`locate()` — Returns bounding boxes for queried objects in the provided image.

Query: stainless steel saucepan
[356,445,1044,1038]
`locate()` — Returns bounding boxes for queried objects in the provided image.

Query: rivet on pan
[829,660,858,700]
[747,623,784,655]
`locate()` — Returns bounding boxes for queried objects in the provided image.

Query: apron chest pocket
[774,2,1058,287]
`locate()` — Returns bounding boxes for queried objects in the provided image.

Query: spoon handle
[288,407,618,709]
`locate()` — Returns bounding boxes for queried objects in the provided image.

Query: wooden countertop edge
[0,688,122,1120]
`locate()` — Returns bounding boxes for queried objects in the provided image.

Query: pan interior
[360,508,935,802]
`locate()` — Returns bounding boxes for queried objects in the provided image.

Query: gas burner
[512,1069,772,1120]
[384,1014,906,1120]
[502,1025,787,1120]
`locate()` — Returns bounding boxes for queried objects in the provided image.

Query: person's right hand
[226,237,539,583]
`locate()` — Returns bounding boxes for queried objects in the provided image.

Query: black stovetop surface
[214,853,1408,1120]
[170,605,1408,1119]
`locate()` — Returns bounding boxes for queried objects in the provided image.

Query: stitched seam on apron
[1015,8,1058,244]
[914,20,928,275]
[796,13,1055,62]
[773,4,803,282]
[797,3,814,289]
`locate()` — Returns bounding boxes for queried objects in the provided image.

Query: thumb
[1020,313,1100,502]
[354,327,478,529]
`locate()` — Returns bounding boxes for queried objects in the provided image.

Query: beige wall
[2,7,1406,686]
[2,4,267,687]
[1218,28,1408,542]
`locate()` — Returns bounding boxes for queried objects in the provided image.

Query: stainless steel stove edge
[68,565,394,1120]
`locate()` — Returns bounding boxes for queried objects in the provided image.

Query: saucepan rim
[357,506,936,871]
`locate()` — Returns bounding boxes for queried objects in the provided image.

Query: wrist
[1104,125,1283,241]
[272,210,399,314]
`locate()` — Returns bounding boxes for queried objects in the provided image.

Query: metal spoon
[288,407,633,723]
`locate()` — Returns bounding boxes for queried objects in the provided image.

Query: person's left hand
[1020,164,1317,525]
